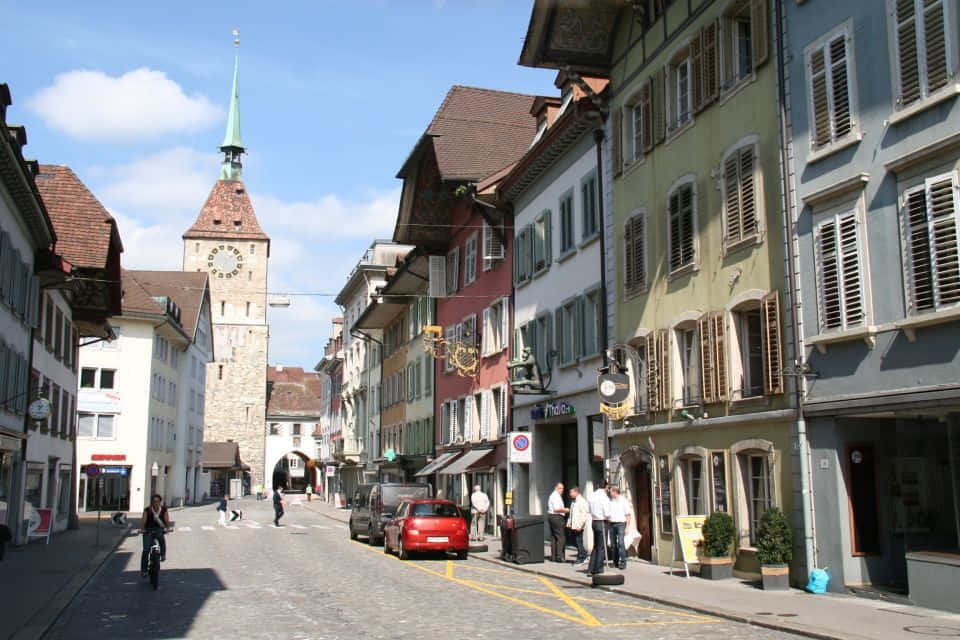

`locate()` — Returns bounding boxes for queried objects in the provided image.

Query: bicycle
[143,528,168,590]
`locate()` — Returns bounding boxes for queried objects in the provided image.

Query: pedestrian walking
[254,484,263,501]
[469,484,490,542]
[587,480,611,576]
[608,485,631,570]
[547,482,569,562]
[305,483,313,502]
[566,486,589,565]
[217,495,228,527]
[273,486,286,527]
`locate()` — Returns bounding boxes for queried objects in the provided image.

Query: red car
[383,499,469,560]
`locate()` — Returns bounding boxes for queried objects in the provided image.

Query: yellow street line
[450,564,518,576]
[604,620,716,627]
[462,580,555,597]
[454,578,594,627]
[539,576,602,627]
[445,560,454,579]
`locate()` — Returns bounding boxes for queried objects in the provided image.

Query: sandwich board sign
[671,514,707,578]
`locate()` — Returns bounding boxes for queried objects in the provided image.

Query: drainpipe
[592,125,614,475]
[774,0,817,573]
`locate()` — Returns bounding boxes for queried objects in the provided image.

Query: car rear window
[411,503,460,517]
[382,485,431,507]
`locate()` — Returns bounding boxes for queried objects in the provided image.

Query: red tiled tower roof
[183,179,269,243]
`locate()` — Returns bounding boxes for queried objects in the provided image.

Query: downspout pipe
[774,0,817,574]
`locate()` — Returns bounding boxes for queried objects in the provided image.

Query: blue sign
[101,466,128,476]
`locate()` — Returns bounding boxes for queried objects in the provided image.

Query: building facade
[264,365,324,493]
[782,0,960,594]
[183,47,270,490]
[315,318,343,502]
[77,270,212,512]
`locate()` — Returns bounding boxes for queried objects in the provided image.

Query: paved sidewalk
[303,500,960,640]
[1,514,130,640]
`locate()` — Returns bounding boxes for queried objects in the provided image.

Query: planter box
[761,563,790,590]
[699,556,733,580]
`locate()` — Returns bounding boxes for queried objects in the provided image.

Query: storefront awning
[465,449,498,472]
[414,451,459,477]
[438,448,493,476]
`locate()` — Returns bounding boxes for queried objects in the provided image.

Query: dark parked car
[383,499,469,560]
[348,482,431,545]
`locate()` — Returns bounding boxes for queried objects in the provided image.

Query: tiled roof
[201,442,247,469]
[35,164,120,269]
[122,269,209,340]
[267,366,325,415]
[183,179,269,242]
[422,86,538,182]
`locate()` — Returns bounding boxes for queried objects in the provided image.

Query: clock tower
[183,31,270,488]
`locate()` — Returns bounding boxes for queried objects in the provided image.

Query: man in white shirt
[469,485,490,542]
[547,482,569,562]
[608,485,631,570]
[587,480,611,575]
[566,486,590,565]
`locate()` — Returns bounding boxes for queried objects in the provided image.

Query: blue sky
[0,0,556,367]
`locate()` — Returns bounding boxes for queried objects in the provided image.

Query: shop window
[681,457,706,515]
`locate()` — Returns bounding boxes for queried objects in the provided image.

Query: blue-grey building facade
[781,0,960,596]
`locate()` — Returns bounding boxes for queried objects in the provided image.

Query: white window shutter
[450,401,458,443]
[480,391,490,440]
[926,173,960,308]
[463,395,473,441]
[482,307,492,357]
[484,222,504,260]
[428,255,446,298]
[500,297,510,353]
[498,387,508,435]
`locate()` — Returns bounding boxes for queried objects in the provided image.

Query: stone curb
[11,525,132,640]
[471,553,872,640]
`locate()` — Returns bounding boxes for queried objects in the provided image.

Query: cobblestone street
[45,500,801,639]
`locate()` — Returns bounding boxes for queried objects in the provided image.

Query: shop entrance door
[634,461,654,561]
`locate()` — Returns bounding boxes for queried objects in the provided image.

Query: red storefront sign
[91,454,126,461]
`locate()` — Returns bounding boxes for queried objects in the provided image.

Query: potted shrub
[699,511,735,580]
[756,507,793,590]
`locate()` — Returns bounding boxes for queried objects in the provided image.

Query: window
[891,0,956,110]
[722,145,759,249]
[558,297,580,366]
[580,287,602,358]
[492,385,508,436]
[250,244,255,255]
[734,308,764,398]
[535,312,554,373]
[293,423,301,435]
[463,233,478,286]
[424,355,432,396]
[408,301,420,338]
[720,1,754,89]
[581,172,599,240]
[559,190,575,254]
[514,224,535,284]
[668,53,693,131]
[729,293,783,397]
[623,87,651,166]
[481,297,509,356]
[482,222,505,271]
[901,172,960,314]
[44,294,53,350]
[534,210,552,273]
[100,369,116,390]
[444,326,456,373]
[698,312,728,404]
[668,180,697,273]
[54,308,63,359]
[676,326,701,406]
[815,209,867,331]
[658,455,673,534]
[807,26,855,151]
[220,301,225,316]
[446,247,460,295]
[745,453,771,545]
[80,368,96,388]
[415,359,422,399]
[624,210,647,296]
[78,413,115,439]
[682,457,705,515]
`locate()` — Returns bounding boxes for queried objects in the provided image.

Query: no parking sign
[508,432,533,464]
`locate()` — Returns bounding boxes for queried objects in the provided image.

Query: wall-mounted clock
[208,245,244,279]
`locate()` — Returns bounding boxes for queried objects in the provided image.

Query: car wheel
[456,550,468,560]
[383,536,392,554]
[368,525,378,546]
[349,520,357,541]
[398,537,409,561]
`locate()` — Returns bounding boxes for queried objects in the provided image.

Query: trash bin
[510,515,545,564]
[499,515,515,561]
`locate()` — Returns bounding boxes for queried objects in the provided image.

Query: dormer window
[530,117,548,147]
[213,219,222,225]
[233,220,241,227]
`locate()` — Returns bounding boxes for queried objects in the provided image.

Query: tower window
[195,242,200,254]
[220,301,226,316]
[250,244,255,255]
[248,271,252,281]
[246,302,251,316]
[233,220,241,227]
[218,365,223,380]
[213,219,222,225]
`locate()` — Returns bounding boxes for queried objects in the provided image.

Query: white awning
[414,451,459,477]
[438,449,492,476]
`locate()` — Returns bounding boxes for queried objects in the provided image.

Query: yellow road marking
[445,560,454,578]
[450,563,518,576]
[604,620,718,627]
[454,577,595,626]
[539,576,602,627]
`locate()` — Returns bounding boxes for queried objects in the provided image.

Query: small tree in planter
[756,507,792,590]
[699,512,735,580]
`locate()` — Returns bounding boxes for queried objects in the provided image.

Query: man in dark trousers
[546,482,568,562]
[272,486,285,527]
[587,480,611,576]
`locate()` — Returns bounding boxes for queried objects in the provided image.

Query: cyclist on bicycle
[140,494,170,577]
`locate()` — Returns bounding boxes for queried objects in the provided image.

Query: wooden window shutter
[613,108,623,176]
[690,30,704,113]
[544,210,553,265]
[829,35,852,140]
[624,220,635,293]
[712,312,728,401]
[653,68,666,144]
[702,20,719,105]
[904,187,934,312]
[500,297,510,353]
[428,255,446,298]
[895,0,920,106]
[739,147,757,237]
[499,386,508,434]
[657,328,672,409]
[724,153,742,245]
[698,315,715,403]
[815,217,842,330]
[924,0,950,94]
[927,173,960,308]
[762,291,783,395]
[646,333,659,411]
[809,47,832,148]
[751,0,769,68]
[641,80,654,152]
[838,212,865,327]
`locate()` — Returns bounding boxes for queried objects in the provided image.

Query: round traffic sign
[513,435,530,451]
[85,464,100,478]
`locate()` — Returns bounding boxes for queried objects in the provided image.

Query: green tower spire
[219,28,244,181]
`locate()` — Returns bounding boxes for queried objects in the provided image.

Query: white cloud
[90,148,220,218]
[28,68,222,141]
[250,189,400,241]
[110,210,188,272]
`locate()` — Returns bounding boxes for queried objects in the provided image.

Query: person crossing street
[273,486,286,527]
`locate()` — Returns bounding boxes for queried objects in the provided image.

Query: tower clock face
[208,245,244,279]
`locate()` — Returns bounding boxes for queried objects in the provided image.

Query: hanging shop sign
[598,372,630,404]
[508,432,533,464]
[530,401,576,420]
